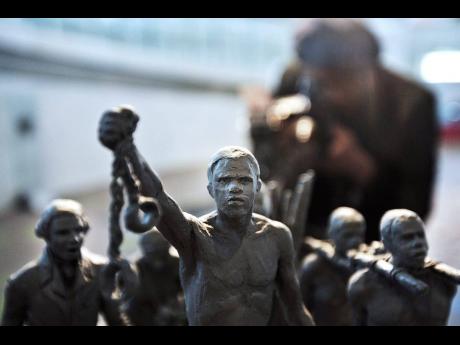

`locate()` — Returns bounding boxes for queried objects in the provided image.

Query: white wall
[0,72,250,212]
[0,99,17,210]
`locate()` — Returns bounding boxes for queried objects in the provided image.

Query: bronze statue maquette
[348,209,458,326]
[1,200,128,326]
[299,207,366,325]
[98,106,162,262]
[98,105,315,326]
[122,230,186,326]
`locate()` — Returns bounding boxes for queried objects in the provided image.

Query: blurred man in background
[246,18,439,242]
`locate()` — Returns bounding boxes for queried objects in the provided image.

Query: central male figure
[99,107,314,326]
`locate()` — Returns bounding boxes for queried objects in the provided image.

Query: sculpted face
[301,66,374,115]
[390,219,428,270]
[332,221,365,255]
[48,214,86,261]
[209,158,260,218]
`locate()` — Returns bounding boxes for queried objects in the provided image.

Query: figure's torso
[301,254,353,325]
[137,256,181,303]
[6,252,105,326]
[181,213,282,326]
[353,268,455,326]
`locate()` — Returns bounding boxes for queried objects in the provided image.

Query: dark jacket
[255,61,439,242]
[1,248,126,326]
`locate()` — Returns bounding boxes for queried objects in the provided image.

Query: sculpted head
[294,19,379,113]
[380,209,428,270]
[207,146,262,218]
[35,199,89,261]
[327,207,365,256]
[139,229,170,258]
[295,19,379,71]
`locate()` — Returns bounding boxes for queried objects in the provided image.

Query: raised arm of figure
[122,142,193,259]
[98,108,194,260]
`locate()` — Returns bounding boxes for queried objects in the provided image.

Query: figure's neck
[390,256,425,273]
[47,248,80,286]
[216,211,253,236]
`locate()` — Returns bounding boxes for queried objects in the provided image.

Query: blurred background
[0,18,460,324]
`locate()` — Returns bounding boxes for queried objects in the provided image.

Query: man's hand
[324,124,376,186]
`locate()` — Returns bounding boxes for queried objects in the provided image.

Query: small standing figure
[299,207,365,325]
[98,106,314,326]
[348,209,457,326]
[1,199,128,326]
[122,230,186,326]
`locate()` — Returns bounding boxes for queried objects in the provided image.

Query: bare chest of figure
[313,263,350,308]
[367,274,453,326]
[198,227,279,288]
[187,225,280,325]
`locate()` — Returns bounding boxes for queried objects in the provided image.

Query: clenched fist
[98,105,139,151]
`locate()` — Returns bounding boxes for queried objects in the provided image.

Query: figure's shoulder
[253,214,295,253]
[81,247,108,266]
[348,268,379,300]
[79,248,109,278]
[7,260,40,289]
[349,267,378,285]
[253,213,290,234]
[440,277,457,299]
[184,211,216,238]
[424,263,458,297]
[299,253,324,275]
[196,210,217,224]
[379,66,434,102]
[302,252,323,266]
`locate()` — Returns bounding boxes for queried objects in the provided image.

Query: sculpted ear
[381,237,393,254]
[207,183,215,199]
[256,178,262,192]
